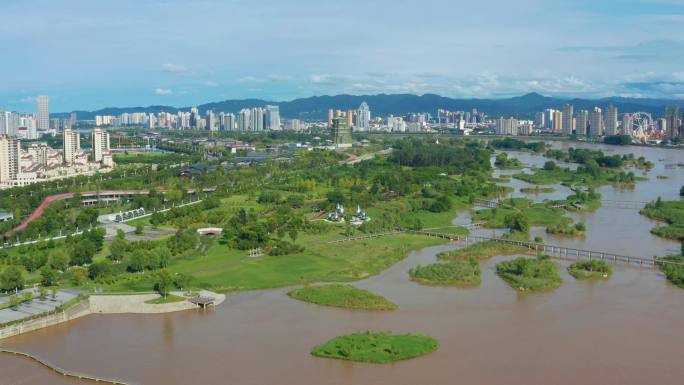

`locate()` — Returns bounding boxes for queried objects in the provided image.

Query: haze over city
[2,0,684,111]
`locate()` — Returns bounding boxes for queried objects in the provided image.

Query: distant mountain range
[54,93,682,121]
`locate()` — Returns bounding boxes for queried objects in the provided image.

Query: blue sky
[1,0,684,112]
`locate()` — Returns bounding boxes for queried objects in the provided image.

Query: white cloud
[203,81,219,87]
[155,87,173,95]
[161,63,189,74]
[237,76,266,84]
[18,96,35,103]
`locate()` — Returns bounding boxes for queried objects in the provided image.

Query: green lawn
[288,284,397,310]
[311,332,438,363]
[169,234,446,292]
[144,294,186,304]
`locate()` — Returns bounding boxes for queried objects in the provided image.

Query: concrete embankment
[0,291,225,340]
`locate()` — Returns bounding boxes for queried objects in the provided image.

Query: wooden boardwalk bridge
[600,200,648,210]
[326,229,678,269]
[410,230,674,268]
[0,348,135,384]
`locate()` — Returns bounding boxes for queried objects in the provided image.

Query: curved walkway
[89,292,226,314]
[7,190,156,235]
[0,348,134,384]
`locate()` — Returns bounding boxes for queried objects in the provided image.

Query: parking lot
[0,289,78,324]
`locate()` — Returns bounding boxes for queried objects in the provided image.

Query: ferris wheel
[626,112,652,139]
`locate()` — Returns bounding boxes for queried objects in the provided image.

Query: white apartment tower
[355,102,371,131]
[92,128,110,163]
[265,105,281,131]
[589,107,603,138]
[36,95,49,132]
[0,135,20,186]
[575,110,589,137]
[63,128,80,164]
[604,105,618,136]
[496,117,518,136]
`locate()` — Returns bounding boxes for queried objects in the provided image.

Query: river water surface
[2,142,683,385]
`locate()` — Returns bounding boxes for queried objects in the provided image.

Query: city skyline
[1,0,684,112]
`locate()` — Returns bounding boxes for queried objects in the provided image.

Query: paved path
[7,189,158,235]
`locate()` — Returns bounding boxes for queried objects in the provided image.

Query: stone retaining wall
[0,292,225,340]
[0,299,91,340]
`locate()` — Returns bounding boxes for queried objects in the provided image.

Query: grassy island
[496,256,562,291]
[473,197,571,229]
[640,199,684,240]
[409,257,480,286]
[494,153,523,169]
[546,222,586,237]
[514,149,645,187]
[287,284,397,310]
[567,260,612,280]
[658,255,684,288]
[311,332,438,363]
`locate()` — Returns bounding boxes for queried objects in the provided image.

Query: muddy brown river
[2,142,683,385]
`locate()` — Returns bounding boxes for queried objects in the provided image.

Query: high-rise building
[250,108,264,131]
[206,110,218,131]
[237,109,250,131]
[543,109,556,130]
[189,107,201,129]
[589,107,603,138]
[575,110,589,137]
[36,96,49,132]
[265,105,281,131]
[552,110,563,132]
[355,102,371,131]
[285,119,302,131]
[0,111,8,135]
[62,128,80,164]
[0,135,20,187]
[604,105,618,136]
[327,108,334,128]
[621,114,632,136]
[562,104,574,136]
[221,113,235,131]
[534,112,545,128]
[666,106,681,139]
[68,112,77,128]
[332,117,352,148]
[92,128,110,163]
[496,117,518,136]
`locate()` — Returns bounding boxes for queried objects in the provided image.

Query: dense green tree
[173,273,192,291]
[504,213,530,233]
[154,269,174,297]
[88,260,110,280]
[109,236,129,262]
[71,239,97,265]
[40,266,57,286]
[0,266,24,292]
